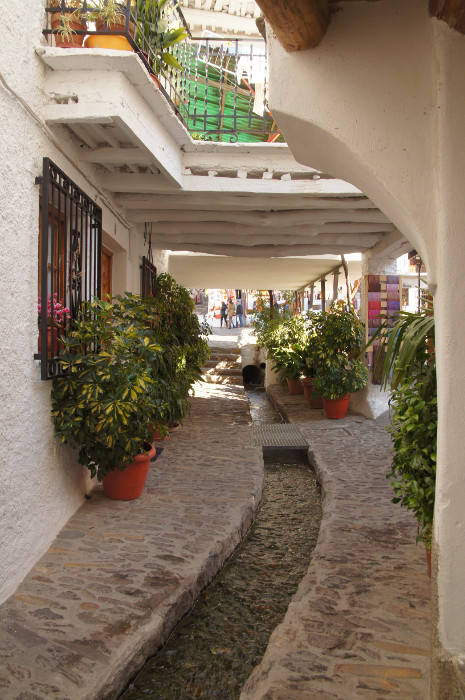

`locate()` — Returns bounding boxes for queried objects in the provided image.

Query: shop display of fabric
[365,274,401,340]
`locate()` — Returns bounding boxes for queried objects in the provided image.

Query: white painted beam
[124,207,392,225]
[149,221,392,237]
[116,193,377,210]
[101,172,362,195]
[78,147,153,165]
[365,227,411,261]
[160,242,362,256]
[152,231,383,247]
[182,150,321,174]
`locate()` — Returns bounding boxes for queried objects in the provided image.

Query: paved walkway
[241,386,431,699]
[0,369,431,699]
[0,383,263,699]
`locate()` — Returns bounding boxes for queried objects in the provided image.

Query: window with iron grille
[36,158,102,380]
[140,256,157,297]
[140,226,157,297]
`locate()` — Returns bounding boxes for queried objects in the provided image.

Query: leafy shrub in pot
[311,301,368,400]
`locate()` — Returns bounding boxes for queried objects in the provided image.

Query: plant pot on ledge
[102,443,155,500]
[286,377,303,395]
[322,395,350,420]
[300,377,323,408]
[51,12,87,48]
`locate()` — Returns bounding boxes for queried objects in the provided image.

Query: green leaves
[386,345,437,547]
[52,280,210,480]
[310,302,368,399]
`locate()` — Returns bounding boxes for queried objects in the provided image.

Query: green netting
[173,44,283,144]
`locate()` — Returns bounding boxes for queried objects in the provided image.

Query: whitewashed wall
[0,1,167,603]
[265,0,465,693]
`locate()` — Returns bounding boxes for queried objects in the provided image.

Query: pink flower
[38,294,71,326]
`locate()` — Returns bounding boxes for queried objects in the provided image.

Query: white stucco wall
[265,0,465,688]
[0,1,167,603]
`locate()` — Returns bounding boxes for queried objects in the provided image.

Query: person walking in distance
[227,298,235,329]
[236,301,244,328]
[220,300,227,328]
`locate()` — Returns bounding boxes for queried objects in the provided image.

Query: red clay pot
[168,422,181,433]
[301,377,323,408]
[286,377,303,395]
[426,545,432,578]
[51,14,86,48]
[152,425,170,442]
[102,443,155,500]
[322,395,350,419]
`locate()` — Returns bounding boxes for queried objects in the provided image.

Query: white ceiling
[40,50,410,282]
[168,253,362,290]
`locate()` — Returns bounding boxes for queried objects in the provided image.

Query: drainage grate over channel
[252,423,308,448]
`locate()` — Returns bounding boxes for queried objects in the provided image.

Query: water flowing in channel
[121,390,322,699]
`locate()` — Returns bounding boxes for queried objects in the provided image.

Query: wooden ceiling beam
[255,0,330,51]
[429,0,465,34]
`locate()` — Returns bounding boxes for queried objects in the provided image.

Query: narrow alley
[0,329,430,699]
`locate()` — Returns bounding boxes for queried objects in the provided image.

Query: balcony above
[37,45,408,261]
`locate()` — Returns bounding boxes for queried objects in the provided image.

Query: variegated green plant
[51,297,169,480]
[311,300,368,399]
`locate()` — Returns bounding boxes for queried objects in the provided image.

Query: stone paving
[0,359,432,700]
[0,383,263,700]
[241,385,431,700]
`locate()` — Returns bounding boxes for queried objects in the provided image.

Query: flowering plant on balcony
[38,294,71,328]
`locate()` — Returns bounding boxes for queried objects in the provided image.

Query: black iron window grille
[141,225,157,297]
[35,158,102,380]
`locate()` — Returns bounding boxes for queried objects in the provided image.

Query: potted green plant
[51,297,168,499]
[51,0,87,48]
[115,276,210,430]
[312,301,368,419]
[271,344,305,394]
[300,333,323,408]
[360,302,436,572]
[132,0,188,77]
[251,302,310,394]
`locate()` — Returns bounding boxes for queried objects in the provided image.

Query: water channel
[120,389,322,700]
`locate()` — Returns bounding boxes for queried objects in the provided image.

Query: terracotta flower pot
[152,425,170,442]
[51,13,86,48]
[300,377,323,408]
[168,421,181,433]
[102,443,155,500]
[426,545,432,577]
[322,394,350,419]
[286,377,303,395]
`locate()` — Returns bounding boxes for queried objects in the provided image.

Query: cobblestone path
[0,383,263,700]
[241,385,431,700]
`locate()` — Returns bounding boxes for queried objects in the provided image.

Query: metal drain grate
[252,424,308,448]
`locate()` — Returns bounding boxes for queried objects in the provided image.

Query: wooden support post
[269,290,274,311]
[341,254,350,304]
[321,278,326,312]
[254,0,331,51]
[333,270,339,301]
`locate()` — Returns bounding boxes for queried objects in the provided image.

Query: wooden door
[101,246,113,299]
